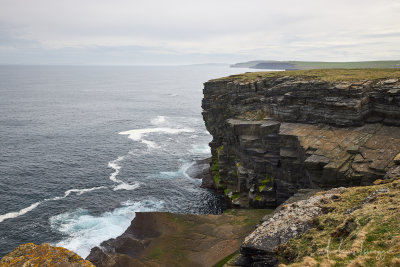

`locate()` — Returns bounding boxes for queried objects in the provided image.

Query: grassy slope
[231,60,400,70]
[211,68,400,83]
[276,179,400,267]
[133,209,272,267]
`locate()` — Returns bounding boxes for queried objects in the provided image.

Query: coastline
[1,69,400,266]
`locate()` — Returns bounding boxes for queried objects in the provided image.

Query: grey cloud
[0,0,399,64]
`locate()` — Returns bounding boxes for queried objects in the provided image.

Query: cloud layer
[1,0,399,64]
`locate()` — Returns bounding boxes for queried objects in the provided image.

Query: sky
[0,0,400,65]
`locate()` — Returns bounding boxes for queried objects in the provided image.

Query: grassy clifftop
[211,68,400,83]
[276,179,400,267]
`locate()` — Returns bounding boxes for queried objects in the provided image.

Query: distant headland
[231,60,400,70]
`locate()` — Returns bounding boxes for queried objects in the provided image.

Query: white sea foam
[49,186,107,201]
[0,186,107,223]
[0,201,42,223]
[107,156,125,183]
[190,144,211,155]
[159,162,194,179]
[141,140,159,149]
[50,199,164,258]
[119,127,194,149]
[107,156,141,191]
[113,182,140,191]
[119,127,194,141]
[150,115,166,125]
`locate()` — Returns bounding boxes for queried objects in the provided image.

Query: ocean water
[0,65,262,258]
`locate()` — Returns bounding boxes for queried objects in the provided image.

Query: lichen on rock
[0,243,94,267]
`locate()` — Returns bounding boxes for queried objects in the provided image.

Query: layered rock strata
[202,74,400,208]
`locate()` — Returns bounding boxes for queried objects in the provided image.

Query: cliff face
[202,72,400,208]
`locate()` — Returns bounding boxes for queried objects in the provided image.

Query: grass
[231,193,240,201]
[146,248,162,260]
[212,146,226,190]
[211,68,400,83]
[139,209,273,266]
[276,178,400,267]
[213,251,240,267]
[259,175,274,192]
[213,172,221,189]
[211,158,224,190]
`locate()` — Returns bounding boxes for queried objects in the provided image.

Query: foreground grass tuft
[276,178,400,267]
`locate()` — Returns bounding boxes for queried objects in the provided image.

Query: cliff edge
[202,69,400,208]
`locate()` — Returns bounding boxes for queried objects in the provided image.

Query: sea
[0,65,266,258]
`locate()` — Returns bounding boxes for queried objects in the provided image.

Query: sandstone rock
[0,243,94,267]
[202,75,400,208]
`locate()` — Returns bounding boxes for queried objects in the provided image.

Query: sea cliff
[202,69,400,208]
[2,69,400,267]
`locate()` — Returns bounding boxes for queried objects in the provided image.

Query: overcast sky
[1,0,399,65]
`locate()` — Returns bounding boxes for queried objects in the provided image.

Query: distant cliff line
[231,60,400,70]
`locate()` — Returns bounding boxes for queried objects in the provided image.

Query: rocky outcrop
[237,187,344,266]
[0,243,94,267]
[275,179,400,266]
[86,210,271,267]
[236,179,400,266]
[202,73,400,208]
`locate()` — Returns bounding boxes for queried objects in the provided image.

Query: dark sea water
[0,65,261,258]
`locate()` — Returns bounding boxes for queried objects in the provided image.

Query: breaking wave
[50,199,164,258]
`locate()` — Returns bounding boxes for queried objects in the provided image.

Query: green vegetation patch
[139,209,272,266]
[146,247,162,260]
[276,179,400,267]
[259,174,274,192]
[231,193,240,201]
[211,68,400,83]
[224,188,231,196]
[212,146,226,190]
[213,251,240,267]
